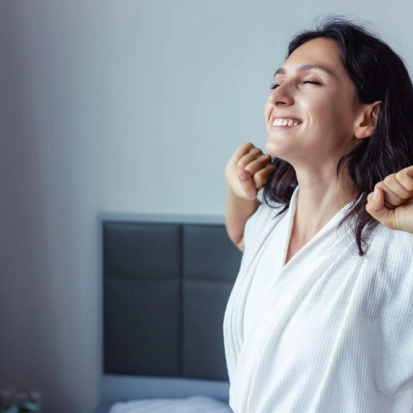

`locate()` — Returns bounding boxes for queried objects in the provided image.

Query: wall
[0,1,411,412]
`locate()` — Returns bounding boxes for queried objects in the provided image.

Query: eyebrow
[274,64,335,77]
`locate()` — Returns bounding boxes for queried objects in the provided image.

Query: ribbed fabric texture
[224,188,413,413]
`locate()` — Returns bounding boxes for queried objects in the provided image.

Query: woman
[224,17,413,413]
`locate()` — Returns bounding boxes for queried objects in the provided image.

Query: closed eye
[271,80,321,89]
[302,80,321,85]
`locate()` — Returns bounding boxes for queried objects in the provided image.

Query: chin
[265,139,286,158]
[265,144,300,169]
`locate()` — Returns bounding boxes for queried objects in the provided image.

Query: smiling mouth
[272,118,301,127]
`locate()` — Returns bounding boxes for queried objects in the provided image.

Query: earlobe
[354,101,381,140]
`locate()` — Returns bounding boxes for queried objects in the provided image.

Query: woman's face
[264,37,363,168]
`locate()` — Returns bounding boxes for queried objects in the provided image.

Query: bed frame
[97,213,242,412]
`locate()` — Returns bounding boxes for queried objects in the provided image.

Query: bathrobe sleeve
[380,262,413,392]
[369,227,413,394]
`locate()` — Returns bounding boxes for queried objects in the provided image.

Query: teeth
[272,118,300,127]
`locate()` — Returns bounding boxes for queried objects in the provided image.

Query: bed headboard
[102,215,242,382]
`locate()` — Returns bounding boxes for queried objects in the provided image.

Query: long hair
[263,16,413,255]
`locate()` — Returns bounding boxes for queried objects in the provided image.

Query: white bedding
[110,396,233,413]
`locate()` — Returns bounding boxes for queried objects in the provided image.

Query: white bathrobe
[224,188,413,413]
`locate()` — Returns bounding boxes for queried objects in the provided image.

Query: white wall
[0,1,411,412]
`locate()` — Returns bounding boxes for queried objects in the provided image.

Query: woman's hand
[366,166,413,234]
[225,142,276,201]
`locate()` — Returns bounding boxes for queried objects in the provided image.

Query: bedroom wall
[0,1,411,412]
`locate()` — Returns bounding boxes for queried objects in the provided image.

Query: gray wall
[0,1,411,412]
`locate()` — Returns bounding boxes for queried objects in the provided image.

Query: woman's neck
[285,165,357,264]
[294,163,357,230]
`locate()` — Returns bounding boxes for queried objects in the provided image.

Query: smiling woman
[223,16,413,413]
[264,38,376,189]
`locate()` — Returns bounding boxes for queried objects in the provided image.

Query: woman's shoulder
[243,187,298,249]
[251,187,297,224]
[366,224,413,298]
[246,198,286,230]
[370,224,413,256]
[243,198,287,249]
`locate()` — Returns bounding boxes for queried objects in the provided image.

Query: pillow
[110,396,233,413]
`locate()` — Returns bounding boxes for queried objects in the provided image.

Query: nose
[268,83,294,107]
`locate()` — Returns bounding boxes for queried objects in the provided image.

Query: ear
[354,101,381,140]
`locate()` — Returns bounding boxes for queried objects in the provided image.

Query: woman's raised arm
[225,142,276,251]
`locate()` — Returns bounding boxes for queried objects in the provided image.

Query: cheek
[303,95,351,131]
[301,93,331,117]
[325,103,356,134]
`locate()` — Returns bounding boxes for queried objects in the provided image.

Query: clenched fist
[225,142,276,201]
[366,166,413,234]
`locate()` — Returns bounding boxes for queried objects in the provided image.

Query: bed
[95,213,242,413]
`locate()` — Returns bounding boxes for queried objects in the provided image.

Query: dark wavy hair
[263,16,413,255]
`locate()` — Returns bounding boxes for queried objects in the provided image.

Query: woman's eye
[302,80,321,85]
[270,83,280,90]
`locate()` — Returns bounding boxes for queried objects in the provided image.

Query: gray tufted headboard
[103,215,242,383]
